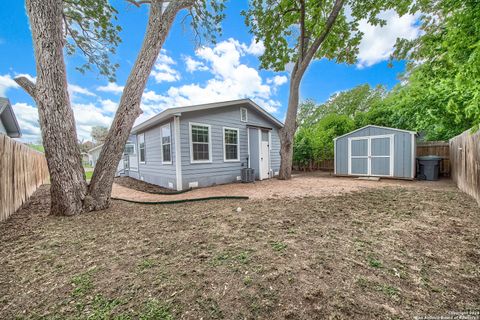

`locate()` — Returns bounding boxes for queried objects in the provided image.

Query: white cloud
[99,99,118,113]
[150,49,181,83]
[12,102,41,142]
[97,82,124,94]
[268,75,288,86]
[72,103,113,138]
[184,56,209,73]
[68,84,96,98]
[357,10,421,68]
[0,74,19,96]
[136,38,284,125]
[245,39,265,56]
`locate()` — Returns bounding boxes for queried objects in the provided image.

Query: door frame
[258,128,271,180]
[348,134,394,177]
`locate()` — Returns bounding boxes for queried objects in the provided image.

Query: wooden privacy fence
[416,141,450,177]
[450,129,480,204]
[0,135,49,222]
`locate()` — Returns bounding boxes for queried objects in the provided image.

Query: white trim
[258,128,262,180]
[160,123,172,165]
[247,128,251,168]
[333,139,337,174]
[132,99,283,133]
[124,143,136,155]
[334,125,416,141]
[138,133,146,164]
[411,132,416,179]
[174,116,182,191]
[189,122,212,164]
[240,107,248,122]
[348,134,394,177]
[268,130,272,177]
[223,126,240,162]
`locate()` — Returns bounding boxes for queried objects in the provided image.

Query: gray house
[119,99,283,190]
[0,98,21,138]
[334,125,416,179]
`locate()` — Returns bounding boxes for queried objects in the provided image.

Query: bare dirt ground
[1,177,479,319]
[112,171,457,202]
[114,177,178,194]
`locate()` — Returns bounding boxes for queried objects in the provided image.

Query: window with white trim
[223,127,239,161]
[161,124,172,163]
[124,143,135,155]
[190,124,211,162]
[240,107,248,122]
[138,133,145,163]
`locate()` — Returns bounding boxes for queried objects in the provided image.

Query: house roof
[333,125,416,141]
[131,99,283,134]
[87,144,104,153]
[0,97,21,138]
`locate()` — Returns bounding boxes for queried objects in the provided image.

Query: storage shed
[334,125,416,179]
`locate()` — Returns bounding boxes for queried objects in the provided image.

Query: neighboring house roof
[87,144,104,154]
[0,97,21,138]
[132,99,283,134]
[333,125,417,141]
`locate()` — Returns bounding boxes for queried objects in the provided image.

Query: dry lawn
[0,184,479,319]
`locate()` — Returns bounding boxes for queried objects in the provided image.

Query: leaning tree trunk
[84,1,190,211]
[278,72,301,180]
[16,0,87,215]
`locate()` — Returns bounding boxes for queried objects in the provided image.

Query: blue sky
[0,1,420,142]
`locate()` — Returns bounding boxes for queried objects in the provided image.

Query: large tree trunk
[278,73,301,180]
[84,1,190,211]
[18,0,87,215]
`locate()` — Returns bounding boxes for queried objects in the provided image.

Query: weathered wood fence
[450,129,480,204]
[0,135,49,222]
[416,141,450,177]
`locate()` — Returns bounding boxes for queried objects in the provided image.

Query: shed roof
[333,125,416,141]
[0,97,21,138]
[131,99,283,134]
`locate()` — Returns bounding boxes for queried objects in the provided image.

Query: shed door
[349,138,369,175]
[370,136,392,176]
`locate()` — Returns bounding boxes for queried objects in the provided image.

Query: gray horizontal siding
[136,119,177,189]
[180,103,281,188]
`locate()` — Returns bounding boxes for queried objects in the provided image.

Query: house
[0,97,21,138]
[119,99,283,190]
[334,125,416,179]
[87,144,103,167]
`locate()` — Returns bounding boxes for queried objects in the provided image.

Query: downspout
[174,114,183,191]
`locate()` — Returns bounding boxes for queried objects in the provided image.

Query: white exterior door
[259,130,270,180]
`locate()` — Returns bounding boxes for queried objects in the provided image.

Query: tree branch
[14,76,36,99]
[299,0,306,61]
[299,0,345,73]
[125,0,152,7]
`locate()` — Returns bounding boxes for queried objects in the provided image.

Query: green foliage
[242,0,414,72]
[63,0,122,81]
[91,126,109,145]
[389,0,480,139]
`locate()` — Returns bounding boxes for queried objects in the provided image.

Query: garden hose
[111,195,249,205]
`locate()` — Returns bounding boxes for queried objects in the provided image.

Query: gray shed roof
[132,99,283,134]
[333,125,416,141]
[0,97,21,138]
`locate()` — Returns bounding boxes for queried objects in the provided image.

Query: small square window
[240,108,248,122]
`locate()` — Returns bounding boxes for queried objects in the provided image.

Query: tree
[243,0,413,179]
[91,126,109,145]
[15,0,224,215]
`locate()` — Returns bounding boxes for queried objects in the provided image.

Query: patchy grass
[0,184,479,319]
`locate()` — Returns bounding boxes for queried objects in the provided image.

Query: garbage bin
[417,156,442,181]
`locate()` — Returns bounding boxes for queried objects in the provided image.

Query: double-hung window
[223,127,239,161]
[240,107,248,122]
[138,133,146,163]
[161,123,172,164]
[190,123,211,163]
[124,143,135,155]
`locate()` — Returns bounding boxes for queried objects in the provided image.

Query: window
[190,123,211,163]
[161,123,172,164]
[124,143,135,155]
[138,133,145,163]
[240,107,248,122]
[223,127,239,161]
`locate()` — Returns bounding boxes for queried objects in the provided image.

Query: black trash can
[417,156,442,181]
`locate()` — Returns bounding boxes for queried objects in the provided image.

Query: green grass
[85,171,93,180]
[270,241,288,252]
[71,269,95,297]
[27,144,44,152]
